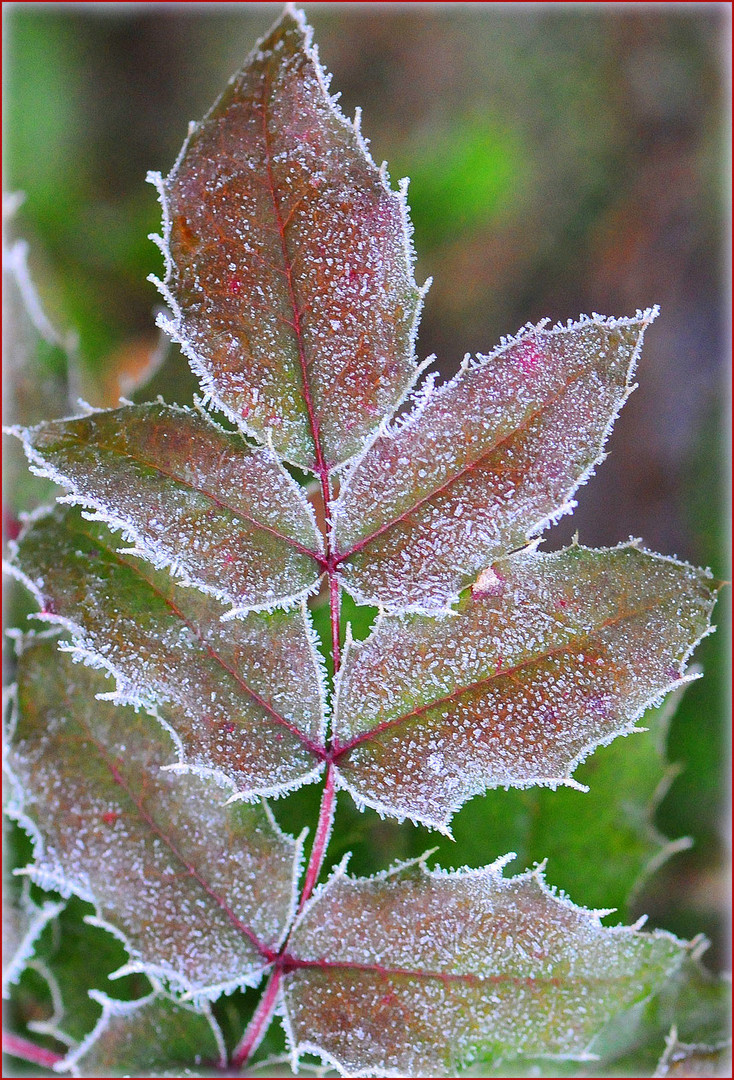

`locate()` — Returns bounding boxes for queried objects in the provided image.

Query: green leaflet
[63,988,225,1078]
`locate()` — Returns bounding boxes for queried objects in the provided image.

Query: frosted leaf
[333,312,656,613]
[6,637,302,1001]
[62,986,226,1077]
[12,402,324,612]
[151,8,422,469]
[332,544,718,830]
[11,505,327,799]
[1,878,63,997]
[282,857,686,1077]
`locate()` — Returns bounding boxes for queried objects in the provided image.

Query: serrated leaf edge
[330,540,718,831]
[282,852,687,1078]
[7,403,325,615]
[146,4,429,472]
[3,635,305,1003]
[24,956,76,1050]
[56,979,227,1075]
[1,876,64,997]
[5,529,330,801]
[332,309,659,614]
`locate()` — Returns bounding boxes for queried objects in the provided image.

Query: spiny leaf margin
[331,540,719,832]
[147,5,428,471]
[332,308,658,615]
[4,633,305,1003]
[281,852,688,1078]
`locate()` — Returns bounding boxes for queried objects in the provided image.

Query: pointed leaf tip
[154,5,422,469]
[12,504,328,799]
[334,313,652,612]
[332,544,718,829]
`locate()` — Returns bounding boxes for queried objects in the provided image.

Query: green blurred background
[3,0,729,1014]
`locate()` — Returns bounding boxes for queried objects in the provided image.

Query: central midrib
[259,74,329,487]
[81,719,278,963]
[280,953,627,989]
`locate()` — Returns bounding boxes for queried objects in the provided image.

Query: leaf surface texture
[152,10,421,469]
[283,859,685,1077]
[333,545,717,828]
[12,505,327,798]
[333,314,655,612]
[6,636,301,1000]
[15,401,324,613]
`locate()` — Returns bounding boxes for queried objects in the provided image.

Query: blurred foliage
[3,2,729,1074]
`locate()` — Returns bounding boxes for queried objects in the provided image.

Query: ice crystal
[12,401,324,612]
[10,505,327,799]
[283,856,686,1077]
[6,636,301,1001]
[331,544,717,829]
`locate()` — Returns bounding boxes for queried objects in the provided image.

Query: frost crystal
[3,5,722,1077]
[12,401,324,613]
[333,312,657,613]
[6,637,302,1002]
[150,8,423,470]
[332,544,717,830]
[283,857,685,1077]
[10,505,328,799]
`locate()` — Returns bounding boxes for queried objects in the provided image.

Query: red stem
[231,966,284,1070]
[298,762,337,913]
[328,567,342,674]
[235,74,347,1075]
[2,1033,64,1071]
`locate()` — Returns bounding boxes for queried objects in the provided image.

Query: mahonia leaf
[2,879,63,998]
[332,544,717,830]
[463,944,731,1077]
[587,949,732,1077]
[9,505,327,798]
[5,635,302,1000]
[148,7,423,470]
[61,985,226,1078]
[281,856,686,1077]
[10,401,325,614]
[333,311,656,613]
